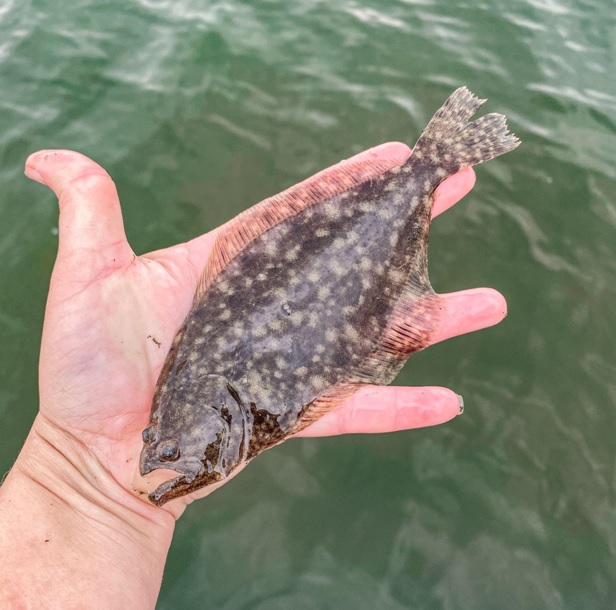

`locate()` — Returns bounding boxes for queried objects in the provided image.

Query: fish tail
[409,87,520,175]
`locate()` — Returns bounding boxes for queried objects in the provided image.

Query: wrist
[0,415,175,609]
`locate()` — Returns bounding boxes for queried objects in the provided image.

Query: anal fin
[353,291,444,386]
[291,382,363,435]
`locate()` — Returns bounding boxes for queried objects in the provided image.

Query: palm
[39,230,222,489]
[28,145,505,509]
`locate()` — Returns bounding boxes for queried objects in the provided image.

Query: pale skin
[0,143,506,609]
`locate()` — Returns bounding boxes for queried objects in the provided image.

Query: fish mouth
[148,473,190,507]
[147,469,227,507]
[140,452,204,506]
[140,456,225,506]
[140,460,191,507]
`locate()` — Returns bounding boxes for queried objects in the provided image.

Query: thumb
[25,149,134,275]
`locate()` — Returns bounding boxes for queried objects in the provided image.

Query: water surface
[1,0,615,608]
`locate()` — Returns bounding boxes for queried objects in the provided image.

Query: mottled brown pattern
[140,87,520,506]
[198,156,405,297]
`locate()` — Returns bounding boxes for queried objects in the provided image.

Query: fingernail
[24,165,44,183]
[456,394,464,414]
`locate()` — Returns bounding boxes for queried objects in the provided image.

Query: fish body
[140,87,520,506]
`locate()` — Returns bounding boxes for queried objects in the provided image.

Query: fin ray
[409,86,520,175]
[292,383,363,434]
[196,156,403,300]
[350,292,444,386]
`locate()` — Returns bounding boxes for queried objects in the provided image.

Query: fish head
[139,374,248,506]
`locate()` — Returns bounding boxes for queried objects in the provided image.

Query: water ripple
[1,0,616,607]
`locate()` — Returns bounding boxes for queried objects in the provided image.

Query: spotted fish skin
[140,87,520,506]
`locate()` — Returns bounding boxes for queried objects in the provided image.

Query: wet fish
[140,87,520,506]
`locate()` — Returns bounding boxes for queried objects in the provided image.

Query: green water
[1,0,615,607]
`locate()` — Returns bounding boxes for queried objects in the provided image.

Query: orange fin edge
[196,156,402,300]
[353,291,444,385]
[291,382,364,434]
[294,293,445,433]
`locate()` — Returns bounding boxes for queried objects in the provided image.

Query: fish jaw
[140,453,212,506]
[144,465,227,507]
[148,473,189,507]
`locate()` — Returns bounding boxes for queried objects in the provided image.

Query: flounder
[140,87,520,506]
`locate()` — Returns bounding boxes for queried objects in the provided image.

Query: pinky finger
[295,385,463,438]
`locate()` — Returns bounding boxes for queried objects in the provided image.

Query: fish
[139,87,520,506]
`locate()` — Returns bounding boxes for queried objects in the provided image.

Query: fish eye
[141,425,157,445]
[158,440,180,462]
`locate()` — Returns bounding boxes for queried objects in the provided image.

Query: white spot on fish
[388,268,405,283]
[268,319,284,332]
[311,375,327,390]
[345,325,359,340]
[330,259,345,276]
[347,230,359,244]
[317,285,331,299]
[284,245,301,262]
[307,269,320,283]
[289,311,304,326]
[252,324,267,338]
[324,203,341,219]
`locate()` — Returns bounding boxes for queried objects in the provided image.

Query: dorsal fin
[195,155,402,301]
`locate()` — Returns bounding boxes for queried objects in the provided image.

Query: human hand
[23,143,504,519]
[0,143,504,607]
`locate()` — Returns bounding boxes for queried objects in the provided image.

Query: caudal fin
[410,87,520,174]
